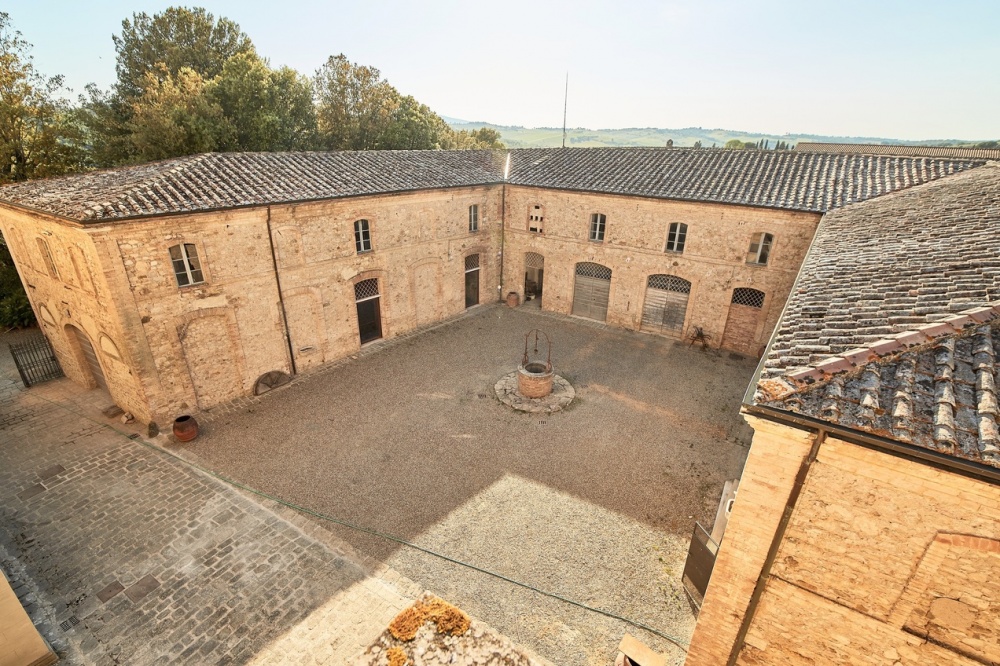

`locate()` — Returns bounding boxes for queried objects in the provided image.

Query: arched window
[169,244,204,287]
[354,219,372,253]
[732,288,765,309]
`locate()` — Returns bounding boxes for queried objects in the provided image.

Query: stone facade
[687,420,1000,665]
[0,186,501,425]
[500,187,819,353]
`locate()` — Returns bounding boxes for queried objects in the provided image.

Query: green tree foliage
[112,7,255,101]
[207,52,317,151]
[0,13,88,183]
[0,233,34,328]
[127,66,229,161]
[724,139,745,150]
[314,54,401,150]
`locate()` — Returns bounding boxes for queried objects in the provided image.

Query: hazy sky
[9,1,999,140]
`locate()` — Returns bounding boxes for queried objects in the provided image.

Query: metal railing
[9,333,64,387]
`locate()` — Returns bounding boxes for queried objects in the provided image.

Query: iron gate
[9,333,64,387]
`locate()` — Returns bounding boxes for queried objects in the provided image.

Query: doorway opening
[355,278,383,344]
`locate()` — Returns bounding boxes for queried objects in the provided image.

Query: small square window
[169,243,204,287]
[747,232,774,265]
[469,205,479,233]
[666,223,687,253]
[589,213,606,242]
[354,219,372,253]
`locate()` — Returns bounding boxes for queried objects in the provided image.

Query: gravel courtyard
[177,304,757,665]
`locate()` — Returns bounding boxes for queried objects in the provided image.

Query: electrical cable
[25,392,691,653]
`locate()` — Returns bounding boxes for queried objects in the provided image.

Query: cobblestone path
[0,330,418,665]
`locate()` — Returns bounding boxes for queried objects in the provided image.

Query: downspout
[725,427,827,665]
[265,206,297,376]
[499,152,510,301]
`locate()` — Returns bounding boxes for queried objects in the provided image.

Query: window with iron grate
[169,243,204,287]
[746,232,773,265]
[354,219,372,253]
[469,205,479,232]
[732,288,765,308]
[648,274,691,293]
[665,222,687,253]
[465,254,480,271]
[354,278,379,301]
[589,213,606,242]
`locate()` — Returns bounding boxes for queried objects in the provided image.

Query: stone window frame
[36,237,59,279]
[665,222,688,253]
[468,204,479,233]
[589,213,607,242]
[354,219,373,254]
[746,232,774,266]
[528,204,544,233]
[169,243,206,287]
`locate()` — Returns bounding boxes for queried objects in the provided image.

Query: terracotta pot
[506,291,520,307]
[172,415,199,442]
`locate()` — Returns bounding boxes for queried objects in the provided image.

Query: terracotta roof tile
[0,148,983,222]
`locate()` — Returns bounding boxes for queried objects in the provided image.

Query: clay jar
[172,415,199,442]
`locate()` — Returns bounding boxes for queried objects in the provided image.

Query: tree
[0,233,34,328]
[112,7,254,101]
[127,66,229,161]
[724,139,744,150]
[0,13,88,182]
[207,52,317,151]
[693,140,703,149]
[314,54,400,150]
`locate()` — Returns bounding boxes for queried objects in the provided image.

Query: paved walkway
[0,330,422,665]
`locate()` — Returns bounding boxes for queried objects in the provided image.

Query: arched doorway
[524,252,544,305]
[572,262,612,321]
[65,324,109,392]
[642,274,691,336]
[355,278,383,344]
[722,288,766,356]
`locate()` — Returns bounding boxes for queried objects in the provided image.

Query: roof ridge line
[758,305,1000,401]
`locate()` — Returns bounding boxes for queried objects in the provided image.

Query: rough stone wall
[270,185,502,368]
[735,436,1000,665]
[689,425,1000,665]
[500,187,820,355]
[92,208,290,421]
[0,207,151,421]
[685,416,815,665]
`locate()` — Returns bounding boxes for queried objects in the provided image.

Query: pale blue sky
[9,1,999,140]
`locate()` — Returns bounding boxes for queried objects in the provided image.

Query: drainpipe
[499,152,510,301]
[265,206,297,376]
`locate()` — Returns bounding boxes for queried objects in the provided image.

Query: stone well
[517,361,553,398]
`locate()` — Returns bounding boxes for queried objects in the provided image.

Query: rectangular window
[354,219,372,253]
[170,243,204,287]
[589,213,606,242]
[747,232,774,265]
[469,204,479,233]
[528,205,544,233]
[666,222,687,253]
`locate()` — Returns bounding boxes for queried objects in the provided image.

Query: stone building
[0,148,979,431]
[687,163,1000,664]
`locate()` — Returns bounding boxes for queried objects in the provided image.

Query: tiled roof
[795,142,1000,161]
[760,163,1000,381]
[757,307,1000,469]
[0,151,506,222]
[0,148,983,222]
[755,163,1000,468]
[506,147,981,212]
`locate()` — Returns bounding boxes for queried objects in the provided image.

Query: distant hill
[445,121,989,150]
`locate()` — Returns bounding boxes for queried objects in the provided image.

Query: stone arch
[177,307,246,410]
[641,274,693,336]
[63,323,108,392]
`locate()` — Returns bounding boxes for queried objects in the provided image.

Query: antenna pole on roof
[562,72,569,149]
